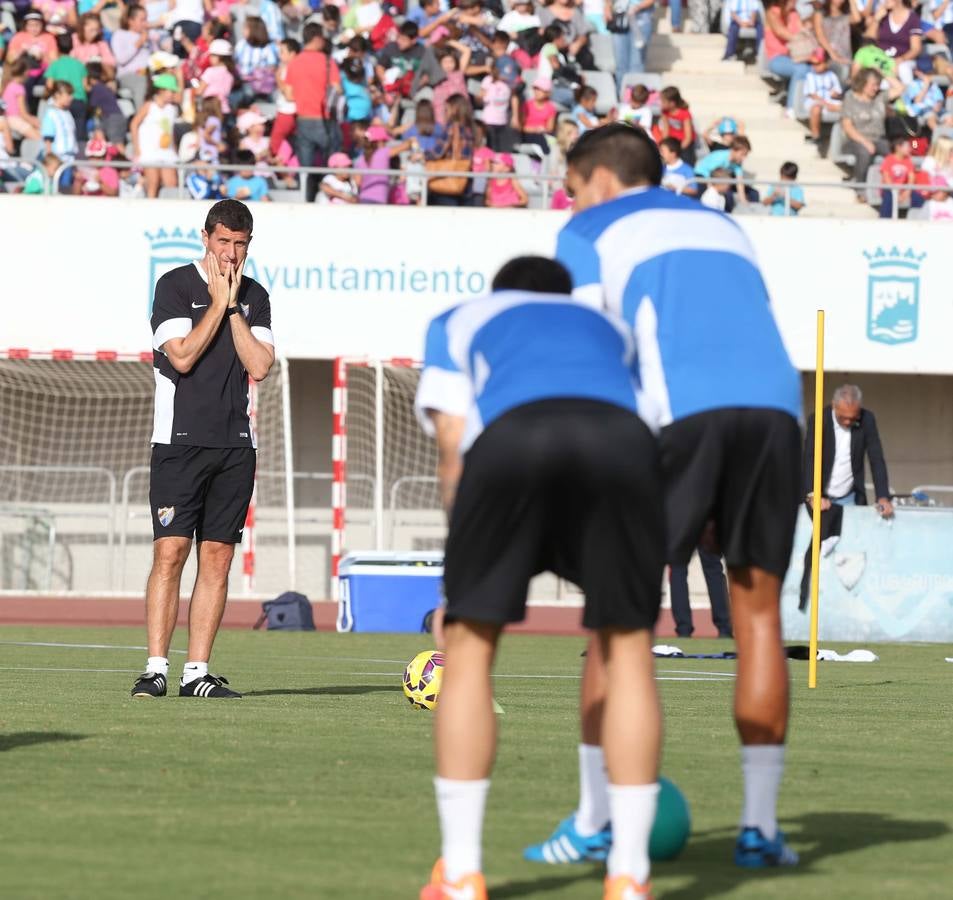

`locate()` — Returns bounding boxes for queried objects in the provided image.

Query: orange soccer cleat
[419,859,488,900]
[603,874,654,900]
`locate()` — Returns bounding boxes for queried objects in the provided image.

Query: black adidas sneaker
[131,671,167,698]
[179,674,242,699]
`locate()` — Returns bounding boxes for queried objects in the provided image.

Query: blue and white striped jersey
[556,186,801,429]
[415,291,641,452]
[41,106,78,158]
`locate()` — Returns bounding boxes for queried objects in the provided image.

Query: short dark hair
[780,161,799,179]
[399,20,419,39]
[235,149,257,166]
[281,37,300,54]
[659,136,682,156]
[629,84,649,104]
[205,199,254,236]
[86,60,105,82]
[55,31,72,54]
[322,3,341,20]
[51,79,74,97]
[566,123,662,188]
[302,22,324,46]
[491,256,573,295]
[730,135,751,152]
[576,85,597,103]
[542,22,566,43]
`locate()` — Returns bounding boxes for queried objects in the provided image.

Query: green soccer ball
[649,776,691,860]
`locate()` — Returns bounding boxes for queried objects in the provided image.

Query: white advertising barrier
[0,196,946,370]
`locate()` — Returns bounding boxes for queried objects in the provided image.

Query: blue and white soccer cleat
[523,815,612,864]
[734,826,799,868]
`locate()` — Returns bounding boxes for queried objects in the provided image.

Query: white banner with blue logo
[0,198,943,369]
[782,507,953,643]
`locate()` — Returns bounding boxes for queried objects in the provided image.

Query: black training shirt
[150,262,274,447]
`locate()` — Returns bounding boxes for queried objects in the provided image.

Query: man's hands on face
[204,252,231,309]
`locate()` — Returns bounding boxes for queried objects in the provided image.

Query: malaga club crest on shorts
[157,506,175,527]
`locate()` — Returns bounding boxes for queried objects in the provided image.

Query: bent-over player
[416,255,667,900]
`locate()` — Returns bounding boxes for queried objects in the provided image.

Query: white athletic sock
[146,656,169,676]
[434,777,490,882]
[574,744,611,836]
[740,745,785,840]
[606,782,659,883]
[181,661,209,686]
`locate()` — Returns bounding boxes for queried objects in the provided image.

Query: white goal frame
[0,348,295,596]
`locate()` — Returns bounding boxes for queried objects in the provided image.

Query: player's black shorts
[658,408,801,578]
[149,445,256,543]
[443,399,666,631]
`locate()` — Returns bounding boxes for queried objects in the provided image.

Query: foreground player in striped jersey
[415,256,667,900]
[525,124,803,870]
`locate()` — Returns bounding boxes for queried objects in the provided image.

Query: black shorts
[658,408,801,578]
[443,399,666,631]
[149,445,256,543]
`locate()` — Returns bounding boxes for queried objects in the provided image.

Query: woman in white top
[131,74,180,197]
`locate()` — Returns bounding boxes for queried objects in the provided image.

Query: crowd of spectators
[749,0,953,217]
[0,0,950,216]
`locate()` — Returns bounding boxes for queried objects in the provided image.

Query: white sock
[181,661,208,686]
[606,782,659,883]
[435,777,490,882]
[740,745,785,840]
[146,656,169,676]
[574,744,610,836]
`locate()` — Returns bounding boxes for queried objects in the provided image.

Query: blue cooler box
[337,551,444,633]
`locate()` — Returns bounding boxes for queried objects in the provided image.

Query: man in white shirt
[800,383,893,606]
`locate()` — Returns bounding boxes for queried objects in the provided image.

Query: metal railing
[4,156,950,218]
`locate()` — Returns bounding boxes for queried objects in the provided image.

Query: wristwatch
[226,305,240,317]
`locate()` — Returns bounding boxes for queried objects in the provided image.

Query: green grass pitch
[0,625,950,899]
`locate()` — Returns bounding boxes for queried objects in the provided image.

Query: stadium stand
[2,0,953,217]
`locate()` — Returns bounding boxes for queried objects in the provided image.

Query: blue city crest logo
[863,246,925,345]
[145,227,204,313]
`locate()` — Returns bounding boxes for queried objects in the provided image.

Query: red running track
[0,596,718,637]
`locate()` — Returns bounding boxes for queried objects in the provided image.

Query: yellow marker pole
[808,310,825,689]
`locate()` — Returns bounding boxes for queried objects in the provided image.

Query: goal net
[331,359,445,594]
[0,353,293,596]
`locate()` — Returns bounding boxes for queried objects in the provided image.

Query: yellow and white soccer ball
[402,649,445,710]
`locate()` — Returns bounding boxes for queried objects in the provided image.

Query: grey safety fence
[0,465,116,592]
[44,158,565,208]
[3,155,948,220]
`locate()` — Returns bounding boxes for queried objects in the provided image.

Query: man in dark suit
[800,384,893,607]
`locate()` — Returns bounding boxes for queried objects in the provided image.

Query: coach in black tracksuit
[800,385,892,609]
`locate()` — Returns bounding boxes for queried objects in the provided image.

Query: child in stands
[762,161,806,215]
[659,136,699,196]
[572,85,612,134]
[319,151,359,203]
[2,59,41,140]
[901,70,944,133]
[656,86,695,163]
[485,151,528,207]
[617,84,653,132]
[22,152,60,194]
[479,61,518,152]
[700,166,732,210]
[41,81,77,189]
[355,123,402,204]
[880,136,918,219]
[521,76,557,155]
[702,115,744,150]
[803,50,842,145]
